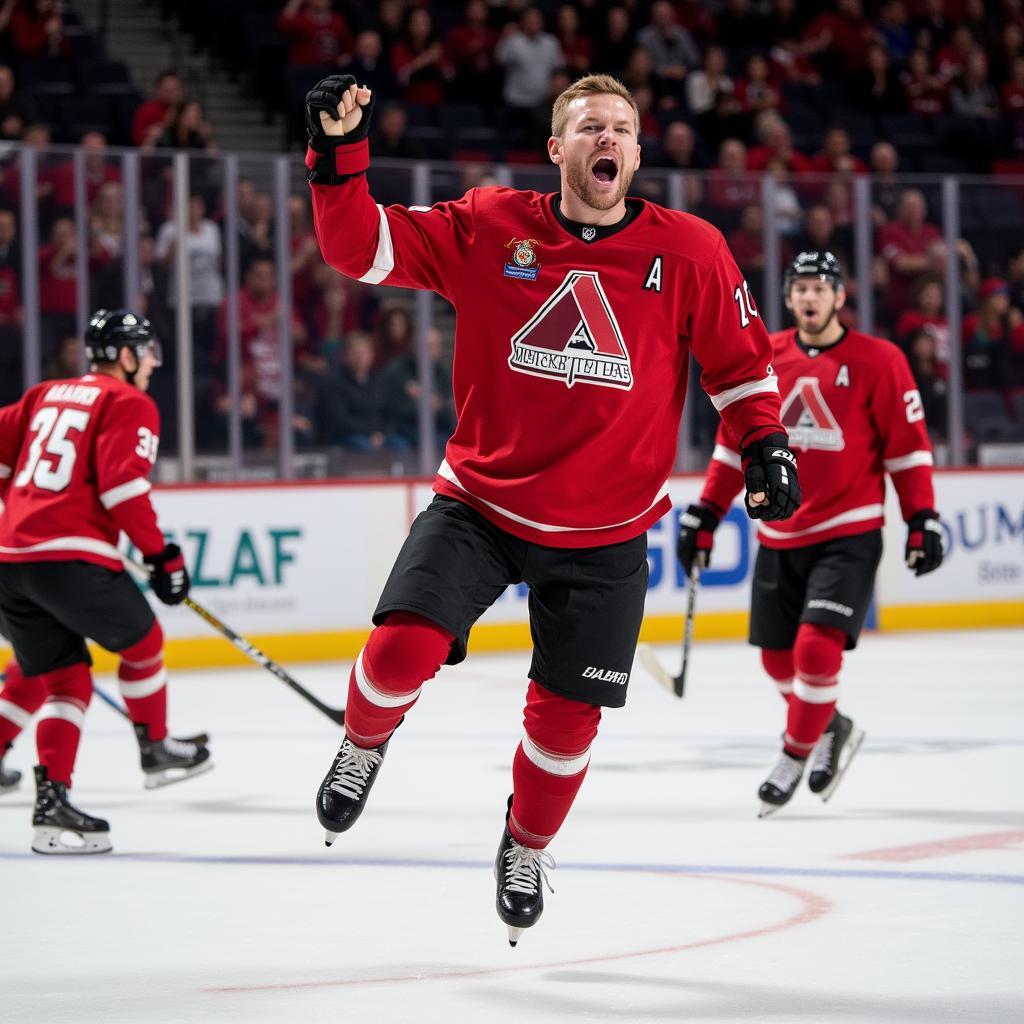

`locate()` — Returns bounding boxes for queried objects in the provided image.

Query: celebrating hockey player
[0,310,211,854]
[677,252,944,817]
[304,73,801,944]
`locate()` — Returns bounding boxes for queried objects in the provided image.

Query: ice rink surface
[1,628,1022,1024]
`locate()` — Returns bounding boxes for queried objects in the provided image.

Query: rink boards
[1,469,1021,670]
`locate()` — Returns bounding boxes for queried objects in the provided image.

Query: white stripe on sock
[354,649,421,709]
[0,698,32,728]
[520,733,591,777]
[38,700,86,728]
[118,668,168,699]
[792,676,839,704]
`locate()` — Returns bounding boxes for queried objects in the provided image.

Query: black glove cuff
[143,542,181,567]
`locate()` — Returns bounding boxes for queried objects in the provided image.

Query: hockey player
[0,309,212,854]
[304,73,801,944]
[677,252,943,817]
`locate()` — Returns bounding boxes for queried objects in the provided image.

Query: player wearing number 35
[305,72,801,944]
[0,309,211,856]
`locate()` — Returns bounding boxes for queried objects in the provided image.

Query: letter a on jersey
[508,271,633,390]
[780,376,845,451]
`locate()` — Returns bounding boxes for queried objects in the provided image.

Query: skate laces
[162,736,199,758]
[810,731,835,773]
[767,753,804,789]
[503,842,556,896]
[328,740,382,800]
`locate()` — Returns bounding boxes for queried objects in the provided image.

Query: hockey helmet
[783,251,843,298]
[84,309,162,367]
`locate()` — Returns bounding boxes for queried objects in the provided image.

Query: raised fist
[305,75,374,143]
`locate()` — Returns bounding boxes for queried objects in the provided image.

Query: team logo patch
[504,237,541,280]
[780,376,845,451]
[582,226,596,242]
[508,270,633,390]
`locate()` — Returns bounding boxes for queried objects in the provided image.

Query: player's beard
[566,156,634,213]
[797,300,838,338]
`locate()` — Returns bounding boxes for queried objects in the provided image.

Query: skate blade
[31,826,112,855]
[324,830,338,847]
[143,759,214,790]
[0,779,21,796]
[506,925,524,947]
[820,727,865,803]
[758,801,784,818]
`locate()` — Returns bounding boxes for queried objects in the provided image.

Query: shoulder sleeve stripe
[358,204,395,285]
[711,444,742,470]
[884,451,933,473]
[708,373,779,412]
[99,477,152,510]
[0,463,10,479]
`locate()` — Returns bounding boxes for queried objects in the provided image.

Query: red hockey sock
[36,662,93,786]
[117,621,168,742]
[0,659,46,749]
[509,680,601,849]
[343,612,454,748]
[784,623,845,757]
[761,648,795,707]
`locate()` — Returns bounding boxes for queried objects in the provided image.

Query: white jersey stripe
[757,503,885,541]
[0,698,32,728]
[884,451,934,473]
[521,734,591,777]
[708,373,779,412]
[354,649,421,708]
[711,443,742,470]
[358,204,395,285]
[38,700,86,728]
[793,677,840,704]
[0,537,123,561]
[0,463,10,479]
[438,460,669,534]
[118,669,168,699]
[99,477,152,510]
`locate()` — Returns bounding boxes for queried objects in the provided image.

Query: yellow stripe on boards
[877,601,1024,632]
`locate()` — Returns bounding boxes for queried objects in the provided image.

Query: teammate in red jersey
[304,72,801,944]
[0,310,211,854]
[678,252,944,817]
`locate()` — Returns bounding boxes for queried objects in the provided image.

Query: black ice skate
[316,731,393,847]
[758,751,806,818]
[31,765,112,855]
[134,724,213,789]
[0,745,21,794]
[808,711,865,802]
[494,799,556,947]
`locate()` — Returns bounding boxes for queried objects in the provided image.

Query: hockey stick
[125,558,346,727]
[637,562,701,699]
[92,683,210,746]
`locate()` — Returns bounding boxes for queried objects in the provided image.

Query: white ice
[1,629,1022,1024]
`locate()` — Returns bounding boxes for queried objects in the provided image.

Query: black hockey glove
[144,543,190,606]
[305,75,375,185]
[905,509,944,576]
[677,503,720,575]
[740,432,801,522]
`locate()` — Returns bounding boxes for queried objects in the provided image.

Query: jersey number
[136,426,159,463]
[14,407,91,492]
[903,389,924,423]
[733,280,760,328]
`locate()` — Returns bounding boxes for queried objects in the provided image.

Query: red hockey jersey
[309,139,784,547]
[0,373,166,570]
[701,328,936,548]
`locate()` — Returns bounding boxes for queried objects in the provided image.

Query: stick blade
[637,645,684,698]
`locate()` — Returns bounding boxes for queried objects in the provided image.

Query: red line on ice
[845,829,1024,863]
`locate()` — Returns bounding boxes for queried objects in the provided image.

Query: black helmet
[84,309,160,366]
[783,251,843,298]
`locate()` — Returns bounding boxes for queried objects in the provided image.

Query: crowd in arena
[2,0,1024,456]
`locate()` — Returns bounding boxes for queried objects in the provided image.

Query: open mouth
[591,157,618,184]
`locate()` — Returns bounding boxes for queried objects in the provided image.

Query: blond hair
[550,74,640,138]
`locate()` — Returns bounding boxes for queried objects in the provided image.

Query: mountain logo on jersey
[504,237,541,281]
[508,270,633,390]
[780,376,844,451]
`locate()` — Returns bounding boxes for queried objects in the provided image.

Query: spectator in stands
[495,7,564,137]
[707,137,759,217]
[991,23,1024,88]
[42,335,82,380]
[735,54,783,119]
[962,277,1023,391]
[906,328,948,439]
[555,4,592,76]
[802,0,878,75]
[1001,55,1024,117]
[901,47,950,116]
[0,65,32,141]
[951,48,1000,119]
[593,6,634,77]
[764,159,803,237]
[372,0,404,56]
[810,126,867,176]
[656,120,709,170]
[4,0,67,60]
[337,30,398,102]
[686,46,734,120]
[868,140,902,224]
[373,303,413,370]
[379,326,456,451]
[93,232,159,324]
[851,42,903,114]
[895,274,950,366]
[289,194,322,342]
[277,0,353,69]
[936,26,977,83]
[38,217,78,351]
[1006,245,1024,312]
[391,7,449,107]
[746,112,811,173]
[373,104,424,160]
[635,1,699,87]
[911,0,952,51]
[794,205,852,277]
[875,0,913,64]
[318,331,406,452]
[726,203,792,299]
[444,0,499,103]
[49,131,122,214]
[89,181,125,262]
[715,0,768,53]
[132,70,183,148]
[154,98,214,152]
[877,188,943,317]
[0,206,20,329]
